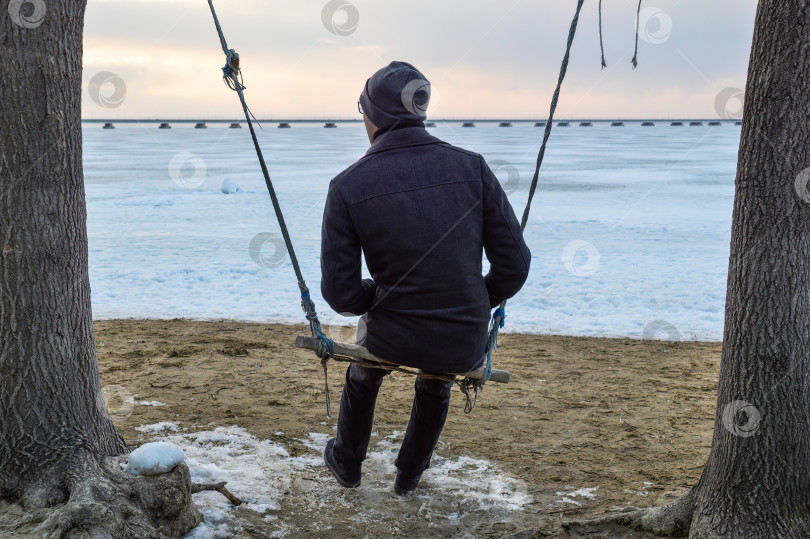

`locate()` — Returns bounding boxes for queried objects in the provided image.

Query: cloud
[82,0,757,118]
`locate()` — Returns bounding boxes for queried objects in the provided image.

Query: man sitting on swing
[320,61,531,495]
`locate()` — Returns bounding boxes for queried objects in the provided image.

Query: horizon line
[81,118,741,124]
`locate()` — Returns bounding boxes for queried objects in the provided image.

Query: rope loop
[493,307,506,329]
[300,290,334,358]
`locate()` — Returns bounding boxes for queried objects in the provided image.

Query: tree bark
[690,0,810,535]
[0,1,128,504]
[565,0,810,537]
[0,1,202,536]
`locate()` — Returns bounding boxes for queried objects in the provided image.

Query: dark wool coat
[321,126,530,374]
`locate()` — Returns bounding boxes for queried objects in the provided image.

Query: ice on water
[83,122,739,340]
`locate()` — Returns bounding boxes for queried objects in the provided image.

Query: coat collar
[364,127,443,157]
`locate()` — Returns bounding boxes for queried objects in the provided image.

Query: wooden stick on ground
[191,482,243,506]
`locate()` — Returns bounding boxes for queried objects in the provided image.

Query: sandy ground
[96,319,722,538]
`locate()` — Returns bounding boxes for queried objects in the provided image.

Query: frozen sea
[83,120,740,341]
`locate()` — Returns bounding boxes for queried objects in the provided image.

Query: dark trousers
[332,363,454,477]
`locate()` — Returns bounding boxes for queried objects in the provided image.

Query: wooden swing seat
[295,336,510,384]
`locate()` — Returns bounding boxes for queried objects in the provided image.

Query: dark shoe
[323,438,361,488]
[394,469,422,495]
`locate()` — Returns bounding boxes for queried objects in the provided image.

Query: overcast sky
[81,0,758,119]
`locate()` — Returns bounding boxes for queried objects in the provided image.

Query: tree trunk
[0,1,201,536]
[565,1,810,537]
[689,0,810,535]
[0,0,127,501]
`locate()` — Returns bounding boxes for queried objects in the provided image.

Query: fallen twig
[191,482,243,506]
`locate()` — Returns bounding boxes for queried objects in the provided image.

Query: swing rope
[206,0,587,416]
[207,0,336,416]
[599,0,607,68]
[458,0,586,411]
[632,0,643,68]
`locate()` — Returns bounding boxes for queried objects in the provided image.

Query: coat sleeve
[320,181,377,316]
[481,159,532,308]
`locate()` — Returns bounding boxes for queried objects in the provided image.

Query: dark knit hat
[359,61,431,129]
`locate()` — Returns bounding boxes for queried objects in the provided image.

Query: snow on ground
[133,423,531,538]
[626,481,656,497]
[124,442,185,475]
[135,421,180,433]
[556,486,599,507]
[83,122,739,340]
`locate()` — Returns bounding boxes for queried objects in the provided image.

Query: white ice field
[83,120,740,341]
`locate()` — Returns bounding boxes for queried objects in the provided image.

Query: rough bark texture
[0,457,201,538]
[566,0,810,537]
[0,1,201,536]
[690,0,810,535]
[0,0,127,501]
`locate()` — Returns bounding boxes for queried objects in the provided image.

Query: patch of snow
[557,486,599,505]
[124,442,184,475]
[635,481,655,496]
[148,426,291,538]
[220,179,241,194]
[127,426,532,538]
[300,432,330,451]
[358,435,531,512]
[135,421,180,433]
[568,487,599,499]
[427,454,531,511]
[184,507,232,539]
[139,400,167,407]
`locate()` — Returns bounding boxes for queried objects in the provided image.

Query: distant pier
[83,118,745,130]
